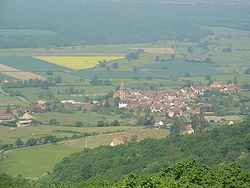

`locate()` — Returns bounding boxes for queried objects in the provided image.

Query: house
[60,100,80,105]
[110,138,124,147]
[228,121,234,125]
[168,111,175,117]
[0,109,15,122]
[16,120,32,127]
[35,100,47,110]
[180,124,194,135]
[155,121,164,127]
[211,82,222,89]
[22,113,33,120]
[127,119,137,126]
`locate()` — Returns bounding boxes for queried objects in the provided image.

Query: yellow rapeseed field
[34,56,124,70]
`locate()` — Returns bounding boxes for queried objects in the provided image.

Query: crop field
[34,56,125,70]
[0,126,169,177]
[0,64,46,80]
[0,56,69,72]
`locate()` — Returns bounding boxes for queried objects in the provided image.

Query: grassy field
[0,125,139,145]
[0,29,57,37]
[0,127,169,177]
[0,43,172,56]
[0,93,25,106]
[10,85,116,103]
[35,111,132,126]
[0,144,78,178]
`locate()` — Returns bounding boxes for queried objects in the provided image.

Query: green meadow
[0,125,169,177]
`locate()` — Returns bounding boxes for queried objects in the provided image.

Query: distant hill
[0,0,249,48]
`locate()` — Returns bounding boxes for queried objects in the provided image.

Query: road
[0,83,31,105]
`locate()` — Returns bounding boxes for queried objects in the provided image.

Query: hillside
[47,121,250,185]
[0,0,249,48]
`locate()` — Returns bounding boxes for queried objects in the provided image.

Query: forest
[0,0,250,48]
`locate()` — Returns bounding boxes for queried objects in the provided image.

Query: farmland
[0,64,46,80]
[130,48,175,54]
[0,56,69,72]
[0,125,169,177]
[0,25,250,180]
[34,56,125,70]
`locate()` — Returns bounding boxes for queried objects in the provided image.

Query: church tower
[119,82,126,101]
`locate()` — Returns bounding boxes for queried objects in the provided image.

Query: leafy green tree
[245,68,250,74]
[112,63,119,69]
[233,75,238,84]
[15,138,24,147]
[26,137,38,146]
[205,75,212,81]
[170,115,181,135]
[75,121,83,127]
[6,104,11,113]
[187,46,193,54]
[114,97,120,107]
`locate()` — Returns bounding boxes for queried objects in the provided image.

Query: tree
[114,97,121,107]
[187,46,193,54]
[204,58,213,64]
[6,104,11,113]
[227,80,233,85]
[75,121,83,127]
[205,75,212,81]
[97,121,105,127]
[154,56,160,62]
[26,137,38,146]
[46,71,53,76]
[245,68,250,74]
[170,54,176,60]
[104,79,112,86]
[222,47,232,53]
[133,67,138,74]
[185,72,191,77]
[191,114,206,133]
[233,75,238,85]
[49,119,59,125]
[130,135,138,142]
[54,76,62,84]
[170,115,181,135]
[183,80,194,88]
[15,138,24,147]
[112,63,119,69]
[41,81,49,89]
[111,120,120,126]
[126,52,139,61]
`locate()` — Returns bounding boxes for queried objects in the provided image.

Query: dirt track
[0,64,46,80]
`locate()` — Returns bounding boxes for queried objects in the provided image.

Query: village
[0,81,241,136]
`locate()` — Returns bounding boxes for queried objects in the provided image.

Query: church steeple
[119,82,126,101]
